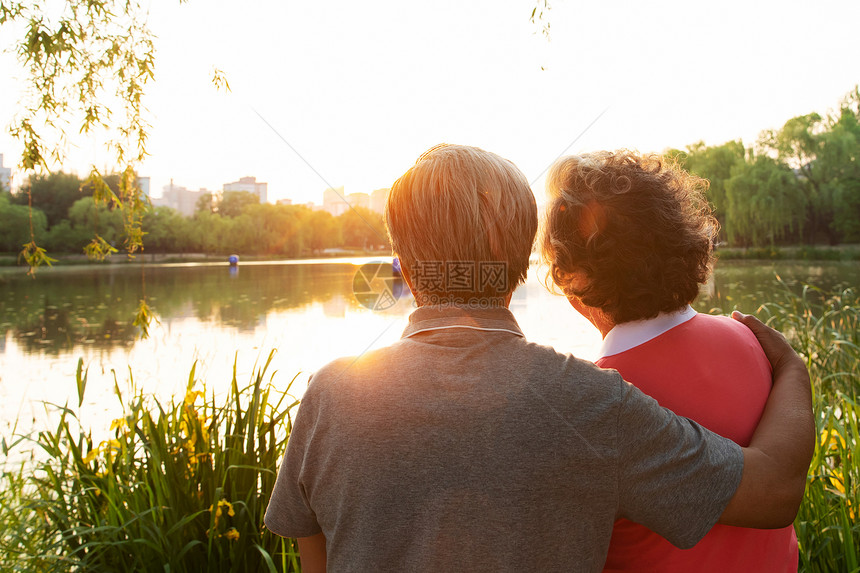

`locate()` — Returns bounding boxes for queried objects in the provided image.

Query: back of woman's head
[540,150,718,324]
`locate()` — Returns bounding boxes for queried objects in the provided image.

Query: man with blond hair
[265,144,812,572]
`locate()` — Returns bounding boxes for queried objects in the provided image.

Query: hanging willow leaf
[132,298,159,340]
[85,167,122,208]
[212,67,231,92]
[18,241,58,276]
[83,235,118,261]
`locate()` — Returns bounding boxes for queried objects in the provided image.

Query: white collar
[597,305,697,359]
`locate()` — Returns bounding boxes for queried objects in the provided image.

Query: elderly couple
[265,145,813,572]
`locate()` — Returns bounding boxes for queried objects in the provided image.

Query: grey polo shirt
[265,305,743,572]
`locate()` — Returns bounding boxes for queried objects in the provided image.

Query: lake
[1,257,858,440]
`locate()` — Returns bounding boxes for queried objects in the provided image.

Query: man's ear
[395,257,415,295]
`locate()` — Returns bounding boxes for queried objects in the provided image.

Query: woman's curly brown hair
[540,150,718,324]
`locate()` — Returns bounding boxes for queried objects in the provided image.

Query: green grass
[1,286,859,571]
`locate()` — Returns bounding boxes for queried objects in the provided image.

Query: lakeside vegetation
[1,284,858,572]
[715,245,860,262]
[0,177,389,259]
[668,86,860,248]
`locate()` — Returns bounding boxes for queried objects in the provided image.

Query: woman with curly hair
[541,151,798,572]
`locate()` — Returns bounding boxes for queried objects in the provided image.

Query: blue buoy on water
[228,254,239,266]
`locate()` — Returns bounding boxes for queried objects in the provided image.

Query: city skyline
[143,174,389,218]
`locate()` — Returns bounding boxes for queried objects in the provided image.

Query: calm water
[1,258,858,438]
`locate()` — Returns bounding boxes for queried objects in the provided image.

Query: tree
[338,207,388,250]
[724,153,806,247]
[195,192,215,215]
[304,209,340,254]
[818,88,860,242]
[760,113,838,243]
[677,140,745,235]
[0,192,47,252]
[143,207,193,253]
[1,1,154,259]
[68,197,125,246]
[12,171,90,228]
[217,191,260,218]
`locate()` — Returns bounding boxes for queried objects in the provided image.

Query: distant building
[137,176,151,198]
[276,198,293,206]
[223,176,268,204]
[0,153,12,192]
[346,192,370,210]
[370,188,389,214]
[321,188,378,216]
[323,186,349,216]
[152,180,205,217]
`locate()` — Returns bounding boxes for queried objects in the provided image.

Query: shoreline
[1,244,859,269]
[0,249,392,268]
[715,244,860,262]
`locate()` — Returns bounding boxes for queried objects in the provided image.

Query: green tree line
[668,87,860,247]
[0,177,389,257]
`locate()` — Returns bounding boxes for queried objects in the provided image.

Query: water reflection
[0,262,361,354]
[1,259,858,357]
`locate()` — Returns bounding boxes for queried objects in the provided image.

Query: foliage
[82,235,118,262]
[338,206,387,250]
[11,171,93,228]
[0,193,46,252]
[219,191,261,219]
[672,86,860,248]
[1,0,155,264]
[132,298,159,339]
[724,153,807,246]
[671,140,745,233]
[18,240,57,276]
[758,285,860,572]
[0,352,303,572]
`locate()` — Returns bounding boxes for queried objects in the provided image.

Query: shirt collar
[597,304,697,359]
[401,304,525,340]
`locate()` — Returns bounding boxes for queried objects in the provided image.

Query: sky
[1,0,859,205]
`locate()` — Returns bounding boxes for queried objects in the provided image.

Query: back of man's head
[385,144,537,306]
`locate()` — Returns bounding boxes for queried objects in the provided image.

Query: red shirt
[598,310,798,573]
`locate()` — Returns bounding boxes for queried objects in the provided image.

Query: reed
[760,284,860,572]
[1,351,302,572]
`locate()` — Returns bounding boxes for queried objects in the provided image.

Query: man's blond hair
[385,144,537,303]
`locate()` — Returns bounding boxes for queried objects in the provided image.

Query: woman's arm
[718,311,815,527]
[297,533,327,573]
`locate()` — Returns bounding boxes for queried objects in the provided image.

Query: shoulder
[520,339,626,397]
[689,313,769,360]
[692,312,756,338]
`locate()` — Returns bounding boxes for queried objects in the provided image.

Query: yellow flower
[820,429,847,451]
[184,389,204,405]
[109,417,128,432]
[219,500,235,517]
[825,469,856,519]
[221,527,240,541]
[82,448,99,465]
[210,499,236,526]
